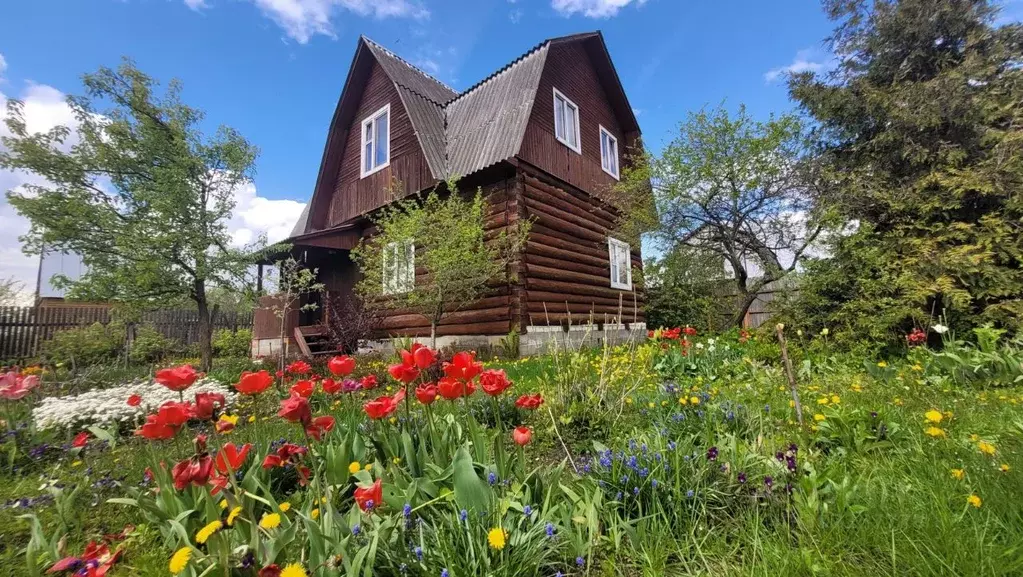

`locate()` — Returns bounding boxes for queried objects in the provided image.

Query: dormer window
[599,125,619,179]
[361,104,390,178]
[553,88,581,153]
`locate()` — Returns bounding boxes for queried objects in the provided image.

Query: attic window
[553,88,581,153]
[361,104,390,178]
[608,237,632,291]
[599,125,619,179]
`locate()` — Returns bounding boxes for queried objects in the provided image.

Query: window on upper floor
[553,88,581,153]
[608,237,632,291]
[599,125,619,179]
[361,104,390,178]
[383,239,415,295]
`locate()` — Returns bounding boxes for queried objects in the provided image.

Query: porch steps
[293,326,341,357]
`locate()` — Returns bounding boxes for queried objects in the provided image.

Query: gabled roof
[294,31,638,238]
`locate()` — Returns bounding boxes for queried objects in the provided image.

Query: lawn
[2,328,1023,576]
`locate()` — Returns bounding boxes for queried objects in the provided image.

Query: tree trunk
[430,320,438,350]
[195,280,213,372]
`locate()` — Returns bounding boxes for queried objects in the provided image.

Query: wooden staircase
[293,325,340,357]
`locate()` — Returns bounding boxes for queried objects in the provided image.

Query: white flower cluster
[32,377,239,431]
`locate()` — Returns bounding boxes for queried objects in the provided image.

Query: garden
[2,322,1023,576]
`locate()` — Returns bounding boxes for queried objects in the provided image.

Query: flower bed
[32,377,238,430]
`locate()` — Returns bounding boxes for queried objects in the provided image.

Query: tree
[643,247,733,332]
[615,105,833,327]
[0,277,25,306]
[264,257,323,369]
[351,184,528,349]
[788,0,1023,339]
[0,60,263,371]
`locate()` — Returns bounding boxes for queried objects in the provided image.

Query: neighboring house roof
[295,31,639,238]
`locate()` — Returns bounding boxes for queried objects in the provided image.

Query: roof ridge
[361,35,458,96]
[393,81,447,108]
[441,39,550,107]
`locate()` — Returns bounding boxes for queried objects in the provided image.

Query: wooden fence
[0,305,253,361]
[718,277,799,329]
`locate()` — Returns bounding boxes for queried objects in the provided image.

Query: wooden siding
[328,61,437,227]
[517,41,632,200]
[518,168,644,328]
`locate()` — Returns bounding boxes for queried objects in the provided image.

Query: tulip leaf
[452,446,491,512]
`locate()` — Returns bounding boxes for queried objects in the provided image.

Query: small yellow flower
[978,441,996,456]
[389,417,397,425]
[911,364,923,372]
[877,361,887,368]
[924,410,943,424]
[196,520,223,544]
[967,494,982,508]
[218,413,239,428]
[817,397,829,405]
[647,402,655,409]
[248,415,256,423]
[71,461,82,467]
[280,502,292,512]
[999,464,1010,472]
[227,506,242,526]
[625,397,633,405]
[487,527,508,550]
[690,396,700,405]
[259,512,281,530]
[830,395,840,404]
[311,508,320,520]
[348,461,361,474]
[893,398,903,406]
[364,463,372,471]
[813,414,826,422]
[219,499,228,509]
[392,456,402,464]
[951,468,964,480]
[678,397,688,405]
[169,547,192,575]
[280,563,308,577]
[788,400,795,408]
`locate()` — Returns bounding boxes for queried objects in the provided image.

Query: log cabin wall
[517,165,644,328]
[328,60,437,227]
[517,40,633,201]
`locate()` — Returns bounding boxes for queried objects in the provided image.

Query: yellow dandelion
[788,400,795,408]
[690,396,700,405]
[1000,464,1010,472]
[196,520,223,544]
[259,512,281,530]
[487,527,508,550]
[311,508,320,520]
[219,499,228,509]
[169,547,192,575]
[364,463,372,471]
[978,441,996,456]
[248,415,256,423]
[279,502,292,512]
[678,397,688,405]
[951,468,965,480]
[348,461,361,474]
[625,397,633,405]
[967,494,982,508]
[817,397,829,405]
[647,402,655,409]
[877,360,887,368]
[813,413,826,422]
[280,563,308,577]
[924,427,946,438]
[924,410,943,424]
[227,506,243,526]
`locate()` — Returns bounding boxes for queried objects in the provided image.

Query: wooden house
[252,31,646,357]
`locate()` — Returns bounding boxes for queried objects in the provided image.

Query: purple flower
[737,472,747,484]
[342,379,361,393]
[706,446,718,461]
[764,476,774,490]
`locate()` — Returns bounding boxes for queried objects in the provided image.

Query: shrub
[212,327,252,358]
[41,321,126,367]
[128,325,180,364]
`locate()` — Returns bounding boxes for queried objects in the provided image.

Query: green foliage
[351,184,528,347]
[128,325,180,364]
[643,247,732,332]
[212,327,252,358]
[0,59,269,371]
[42,321,125,367]
[788,0,1023,343]
[927,326,1023,387]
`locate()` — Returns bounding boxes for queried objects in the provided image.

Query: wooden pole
[775,323,803,426]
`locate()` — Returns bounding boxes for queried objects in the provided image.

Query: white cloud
[551,0,646,18]
[0,54,7,81]
[184,0,208,10]
[765,49,835,84]
[249,0,429,44]
[0,73,306,301]
[509,8,523,23]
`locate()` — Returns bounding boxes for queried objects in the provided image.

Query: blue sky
[0,0,843,294]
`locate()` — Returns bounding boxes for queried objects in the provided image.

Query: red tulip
[261,442,307,469]
[209,473,229,496]
[192,392,226,420]
[480,369,512,396]
[289,379,315,398]
[286,360,312,375]
[683,326,697,336]
[321,378,341,394]
[72,431,90,448]
[363,389,406,420]
[156,401,192,427]
[126,394,142,407]
[235,370,273,395]
[354,479,383,512]
[258,565,282,577]
[515,393,544,410]
[328,355,356,377]
[415,383,439,405]
[438,376,475,400]
[443,351,483,381]
[412,344,437,369]
[215,442,252,475]
[171,454,214,490]
[387,361,420,384]
[360,375,378,390]
[137,414,178,440]
[512,426,532,446]
[304,415,336,441]
[278,395,311,424]
[154,365,199,392]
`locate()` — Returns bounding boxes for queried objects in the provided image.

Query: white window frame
[552,87,581,154]
[599,125,619,180]
[382,240,415,295]
[607,237,632,291]
[360,104,391,178]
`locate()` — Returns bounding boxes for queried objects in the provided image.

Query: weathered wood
[524,253,608,279]
[525,240,608,269]
[526,263,617,288]
[525,198,607,242]
[376,306,510,330]
[527,278,645,302]
[522,173,618,223]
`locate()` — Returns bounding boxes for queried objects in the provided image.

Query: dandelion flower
[311,508,320,520]
[348,461,361,474]
[279,502,292,512]
[813,414,826,422]
[924,410,943,424]
[951,468,964,480]
[227,506,242,526]
[877,361,887,368]
[195,520,223,544]
[1000,464,1010,472]
[364,463,372,471]
[978,441,996,456]
[259,512,281,530]
[218,499,228,510]
[487,527,508,550]
[967,494,982,508]
[690,396,700,405]
[280,563,308,577]
[169,547,192,575]
[924,427,946,438]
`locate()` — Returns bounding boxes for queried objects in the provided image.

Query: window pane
[609,138,617,174]
[600,132,609,169]
[566,103,577,146]
[554,97,565,140]
[375,112,389,167]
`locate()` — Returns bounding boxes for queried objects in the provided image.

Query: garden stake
[775,323,803,426]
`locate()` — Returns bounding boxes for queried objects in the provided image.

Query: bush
[128,325,180,364]
[42,321,125,367]
[212,328,252,358]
